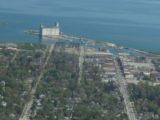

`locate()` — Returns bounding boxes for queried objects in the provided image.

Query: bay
[0,0,160,52]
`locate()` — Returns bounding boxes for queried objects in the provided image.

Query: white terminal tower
[40,22,60,37]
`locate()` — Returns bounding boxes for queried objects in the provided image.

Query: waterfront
[1,0,160,52]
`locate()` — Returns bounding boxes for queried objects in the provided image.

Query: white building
[40,22,60,37]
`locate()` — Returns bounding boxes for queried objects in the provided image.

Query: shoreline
[0,29,158,55]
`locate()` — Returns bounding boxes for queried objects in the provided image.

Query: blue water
[0,0,160,52]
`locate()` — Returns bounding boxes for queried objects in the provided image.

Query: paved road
[78,45,84,84]
[19,45,54,120]
[114,57,137,120]
[5,50,19,69]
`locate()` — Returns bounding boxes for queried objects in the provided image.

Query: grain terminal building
[40,22,60,37]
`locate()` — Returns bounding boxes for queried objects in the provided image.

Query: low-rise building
[119,53,156,80]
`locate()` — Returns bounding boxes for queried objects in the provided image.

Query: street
[114,57,137,120]
[19,44,54,120]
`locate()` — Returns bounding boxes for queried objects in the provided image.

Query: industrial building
[40,22,60,37]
